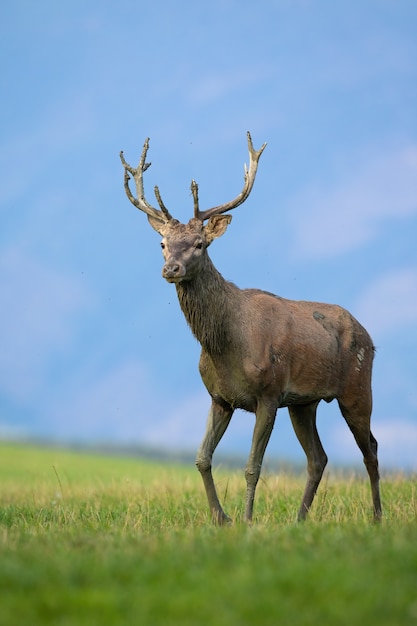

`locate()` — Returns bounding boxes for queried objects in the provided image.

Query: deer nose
[162,262,181,280]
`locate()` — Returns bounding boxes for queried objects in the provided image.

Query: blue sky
[1,1,417,470]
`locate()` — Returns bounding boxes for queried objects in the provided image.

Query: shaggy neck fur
[175,254,237,355]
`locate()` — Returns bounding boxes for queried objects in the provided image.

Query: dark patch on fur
[313,311,325,322]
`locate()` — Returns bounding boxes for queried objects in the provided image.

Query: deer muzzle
[162,261,186,283]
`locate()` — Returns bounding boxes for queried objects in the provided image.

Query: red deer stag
[120,132,382,524]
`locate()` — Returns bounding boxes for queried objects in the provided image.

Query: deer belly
[279,391,335,407]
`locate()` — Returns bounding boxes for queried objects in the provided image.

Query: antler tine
[119,138,171,223]
[154,185,173,220]
[191,179,200,218]
[195,131,267,222]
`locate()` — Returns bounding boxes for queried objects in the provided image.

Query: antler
[193,131,267,222]
[119,138,173,223]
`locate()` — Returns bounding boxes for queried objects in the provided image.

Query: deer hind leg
[338,399,382,522]
[288,402,328,521]
[244,403,277,522]
[195,399,233,525]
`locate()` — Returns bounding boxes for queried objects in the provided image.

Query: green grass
[0,442,416,625]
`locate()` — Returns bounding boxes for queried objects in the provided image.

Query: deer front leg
[196,399,233,525]
[244,404,277,522]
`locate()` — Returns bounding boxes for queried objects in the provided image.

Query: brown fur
[120,135,381,524]
[159,218,381,524]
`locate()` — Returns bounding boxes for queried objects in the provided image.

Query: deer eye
[195,241,203,250]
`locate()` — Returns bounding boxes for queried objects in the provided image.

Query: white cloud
[47,362,212,450]
[329,418,417,471]
[355,266,417,337]
[49,358,154,441]
[0,245,93,400]
[0,91,96,206]
[141,390,210,450]
[289,145,417,259]
[0,421,29,439]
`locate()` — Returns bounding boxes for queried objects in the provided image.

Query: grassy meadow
[0,441,416,625]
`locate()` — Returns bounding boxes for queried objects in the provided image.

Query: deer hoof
[213,511,232,526]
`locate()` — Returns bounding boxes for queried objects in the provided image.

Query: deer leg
[338,401,382,522]
[244,404,277,522]
[288,402,328,521]
[196,399,233,525]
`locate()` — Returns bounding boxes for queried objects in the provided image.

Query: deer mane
[176,255,237,355]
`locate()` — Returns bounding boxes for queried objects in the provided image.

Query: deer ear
[204,214,232,245]
[147,215,168,235]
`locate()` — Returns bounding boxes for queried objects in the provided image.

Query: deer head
[120,132,266,283]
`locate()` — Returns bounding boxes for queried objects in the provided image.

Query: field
[0,442,416,625]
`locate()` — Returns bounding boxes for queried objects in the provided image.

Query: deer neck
[175,255,236,355]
